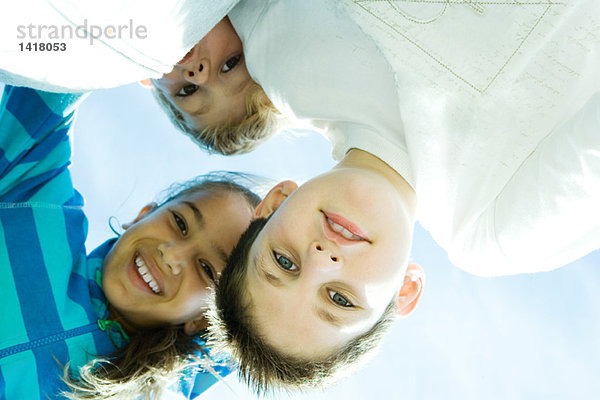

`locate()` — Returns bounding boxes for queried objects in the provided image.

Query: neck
[108,304,139,336]
[336,148,417,218]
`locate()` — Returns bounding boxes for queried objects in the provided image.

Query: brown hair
[152,83,282,155]
[62,173,262,399]
[207,219,398,394]
[62,326,208,399]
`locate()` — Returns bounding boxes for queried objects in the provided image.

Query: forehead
[172,187,253,215]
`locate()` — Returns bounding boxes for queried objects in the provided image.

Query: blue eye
[172,212,187,235]
[222,54,241,72]
[176,84,198,97]
[328,289,353,308]
[274,252,298,272]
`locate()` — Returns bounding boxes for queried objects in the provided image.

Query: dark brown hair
[62,173,262,399]
[207,219,398,394]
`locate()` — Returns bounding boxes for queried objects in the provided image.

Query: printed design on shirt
[352,0,564,93]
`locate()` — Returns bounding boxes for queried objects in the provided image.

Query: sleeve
[0,0,239,92]
[452,92,600,276]
[0,85,87,204]
[170,342,233,399]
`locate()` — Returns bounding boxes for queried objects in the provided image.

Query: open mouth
[327,218,364,240]
[323,211,371,243]
[135,255,162,294]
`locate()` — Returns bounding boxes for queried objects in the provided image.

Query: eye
[176,84,199,97]
[328,289,353,308]
[200,261,216,282]
[221,54,241,73]
[273,251,298,272]
[171,211,187,235]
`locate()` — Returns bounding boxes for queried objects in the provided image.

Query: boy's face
[153,17,253,129]
[102,189,253,333]
[245,169,416,358]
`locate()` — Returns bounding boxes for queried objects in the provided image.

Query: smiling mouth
[135,255,162,294]
[323,211,371,243]
[327,217,365,240]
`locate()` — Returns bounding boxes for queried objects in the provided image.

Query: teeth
[341,229,355,239]
[330,221,343,232]
[327,218,363,241]
[135,255,161,294]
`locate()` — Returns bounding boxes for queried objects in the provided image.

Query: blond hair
[152,83,281,155]
[207,219,398,394]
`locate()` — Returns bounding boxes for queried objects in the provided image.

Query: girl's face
[153,17,254,130]
[102,189,254,332]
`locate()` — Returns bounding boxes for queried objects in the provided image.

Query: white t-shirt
[230,0,600,276]
[0,0,238,92]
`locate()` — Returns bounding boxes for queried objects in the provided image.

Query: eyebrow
[174,86,212,116]
[255,253,284,287]
[212,242,228,265]
[183,201,204,227]
[190,102,212,116]
[315,307,343,327]
[254,252,348,327]
[232,77,251,96]
[252,248,354,328]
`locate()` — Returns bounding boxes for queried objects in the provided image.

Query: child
[1,1,281,155]
[206,0,600,393]
[0,85,260,398]
[141,17,280,155]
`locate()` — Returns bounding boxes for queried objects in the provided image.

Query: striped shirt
[0,86,229,399]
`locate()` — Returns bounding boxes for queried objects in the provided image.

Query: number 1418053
[19,42,66,51]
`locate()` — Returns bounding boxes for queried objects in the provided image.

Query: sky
[2,80,597,399]
[65,84,600,400]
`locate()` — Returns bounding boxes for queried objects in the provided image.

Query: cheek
[156,68,178,85]
[171,283,212,322]
[102,252,129,305]
[359,247,407,294]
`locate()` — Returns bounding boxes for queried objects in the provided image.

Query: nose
[307,241,342,271]
[182,57,210,85]
[158,241,193,275]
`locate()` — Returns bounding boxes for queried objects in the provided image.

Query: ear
[395,263,425,318]
[122,202,158,230]
[183,317,207,336]
[138,78,153,88]
[253,180,298,219]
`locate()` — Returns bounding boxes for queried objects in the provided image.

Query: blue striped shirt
[0,86,229,399]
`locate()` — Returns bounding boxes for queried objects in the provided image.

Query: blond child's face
[244,169,418,358]
[153,18,254,130]
[102,189,254,333]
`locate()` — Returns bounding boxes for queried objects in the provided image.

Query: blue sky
[51,84,600,399]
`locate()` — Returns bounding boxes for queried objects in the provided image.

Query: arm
[170,341,233,399]
[0,0,240,92]
[0,85,86,203]
[451,92,600,276]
